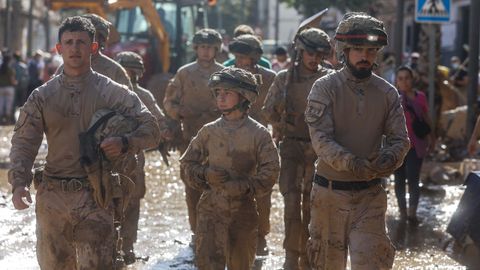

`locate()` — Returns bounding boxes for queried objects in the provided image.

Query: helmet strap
[219,99,250,115]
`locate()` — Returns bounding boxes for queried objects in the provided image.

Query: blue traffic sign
[415,0,451,23]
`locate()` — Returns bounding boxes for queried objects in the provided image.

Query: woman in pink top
[394,66,435,225]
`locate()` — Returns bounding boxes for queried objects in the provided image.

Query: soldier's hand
[204,167,229,186]
[100,137,124,159]
[12,186,32,210]
[223,180,251,197]
[350,157,378,180]
[370,150,397,174]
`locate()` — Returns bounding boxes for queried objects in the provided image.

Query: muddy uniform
[263,66,331,266]
[56,52,133,90]
[180,116,279,269]
[244,65,276,246]
[121,82,168,258]
[163,61,223,232]
[8,70,159,269]
[305,67,410,269]
[249,66,276,126]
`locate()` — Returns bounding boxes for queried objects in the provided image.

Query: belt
[313,174,381,191]
[284,136,311,142]
[44,175,90,192]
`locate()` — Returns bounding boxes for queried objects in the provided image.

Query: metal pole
[241,0,245,22]
[428,24,436,123]
[394,0,405,67]
[218,0,223,30]
[466,0,480,136]
[4,0,11,48]
[275,0,279,46]
[27,0,33,56]
[45,9,50,50]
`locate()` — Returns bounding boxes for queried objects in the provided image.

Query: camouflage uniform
[180,67,279,269]
[229,34,276,252]
[262,28,332,269]
[305,13,410,269]
[229,34,276,126]
[115,51,170,263]
[55,14,133,90]
[8,69,159,270]
[163,29,224,234]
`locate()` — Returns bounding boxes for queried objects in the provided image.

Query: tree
[280,0,381,16]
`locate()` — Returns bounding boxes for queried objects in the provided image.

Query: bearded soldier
[180,67,279,269]
[263,28,332,269]
[56,13,133,90]
[9,16,159,269]
[305,13,410,269]
[163,28,224,244]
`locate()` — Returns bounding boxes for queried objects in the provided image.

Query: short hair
[233,24,254,37]
[396,65,414,78]
[58,16,96,43]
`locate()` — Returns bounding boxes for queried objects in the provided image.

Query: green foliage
[280,0,374,16]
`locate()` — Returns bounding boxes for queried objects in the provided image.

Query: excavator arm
[108,0,170,73]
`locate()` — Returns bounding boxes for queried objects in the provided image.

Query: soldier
[56,13,133,90]
[163,28,224,243]
[262,28,332,269]
[305,12,410,269]
[115,51,171,264]
[9,16,159,269]
[180,67,279,269]
[228,33,276,254]
[223,24,272,69]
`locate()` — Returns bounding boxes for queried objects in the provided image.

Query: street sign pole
[466,0,480,138]
[428,24,436,123]
[415,0,451,126]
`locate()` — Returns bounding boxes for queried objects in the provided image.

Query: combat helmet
[115,51,145,79]
[208,67,258,112]
[228,34,263,62]
[82,13,112,45]
[295,28,331,54]
[192,28,222,50]
[334,12,387,60]
[79,109,138,209]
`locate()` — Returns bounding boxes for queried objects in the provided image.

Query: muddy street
[0,126,466,269]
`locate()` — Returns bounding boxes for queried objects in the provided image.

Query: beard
[346,60,373,79]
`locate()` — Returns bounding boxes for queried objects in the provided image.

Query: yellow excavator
[46,0,209,104]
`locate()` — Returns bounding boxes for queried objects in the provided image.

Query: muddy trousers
[307,183,395,270]
[121,153,146,255]
[256,191,272,238]
[35,181,115,270]
[120,198,140,255]
[180,144,202,233]
[279,139,316,268]
[195,192,258,270]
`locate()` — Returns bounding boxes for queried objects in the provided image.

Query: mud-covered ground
[0,126,468,269]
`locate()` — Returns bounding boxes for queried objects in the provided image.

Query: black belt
[313,174,381,191]
[44,175,90,192]
[284,136,311,142]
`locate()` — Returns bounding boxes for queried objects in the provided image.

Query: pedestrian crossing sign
[415,0,451,23]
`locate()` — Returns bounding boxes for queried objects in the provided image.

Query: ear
[91,42,99,54]
[55,43,62,55]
